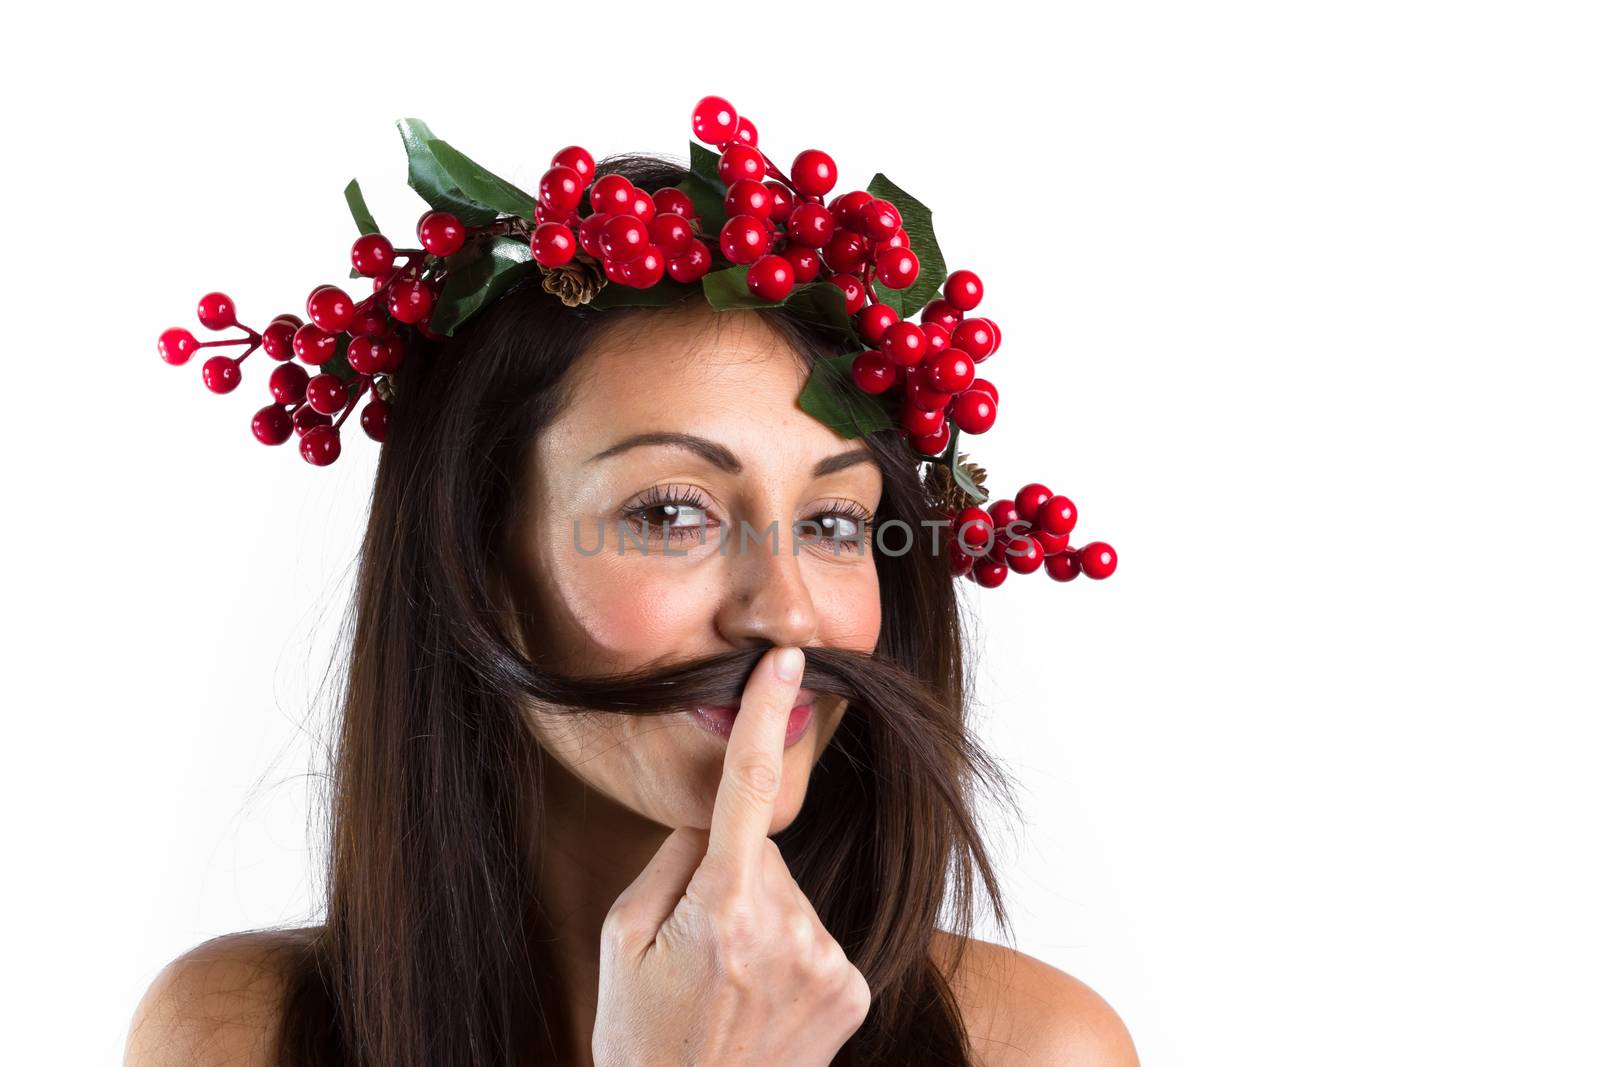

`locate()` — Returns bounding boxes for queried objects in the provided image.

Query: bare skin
[124,302,1139,1066]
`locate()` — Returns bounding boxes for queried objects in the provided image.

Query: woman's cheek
[553,551,715,662]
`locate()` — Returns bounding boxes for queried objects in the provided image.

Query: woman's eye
[803,510,872,553]
[626,502,712,541]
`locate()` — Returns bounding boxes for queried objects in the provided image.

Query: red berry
[691,95,739,144]
[618,245,666,288]
[919,298,964,334]
[1035,528,1071,555]
[201,354,241,393]
[951,318,997,362]
[158,327,198,365]
[252,404,294,446]
[926,349,975,393]
[971,557,1008,588]
[1039,495,1078,536]
[850,351,896,394]
[874,247,920,290]
[346,301,389,339]
[948,543,976,578]
[747,254,795,300]
[259,321,295,361]
[731,115,758,147]
[717,143,765,186]
[827,190,873,231]
[856,302,899,344]
[387,280,434,325]
[577,212,610,257]
[764,181,794,222]
[305,373,348,416]
[375,335,407,374]
[909,420,951,456]
[985,317,1002,353]
[955,507,994,553]
[531,222,577,266]
[551,145,595,182]
[969,378,998,404]
[790,149,838,197]
[1079,542,1118,579]
[988,498,1021,532]
[293,324,339,365]
[269,362,309,403]
[360,397,390,442]
[648,212,694,257]
[858,198,903,242]
[826,273,867,314]
[667,240,713,283]
[1045,551,1081,582]
[350,233,395,277]
[1004,534,1044,574]
[724,179,771,220]
[539,165,585,214]
[943,270,983,311]
[306,285,355,333]
[653,186,696,220]
[417,211,465,256]
[786,202,836,248]
[780,244,822,283]
[822,230,868,273]
[900,403,944,437]
[905,366,953,412]
[624,187,656,222]
[1015,484,1053,524]
[589,174,635,215]
[300,424,341,466]
[951,390,997,434]
[196,292,237,330]
[346,335,386,374]
[601,214,649,263]
[922,321,951,356]
[881,321,928,367]
[293,404,331,437]
[719,215,769,265]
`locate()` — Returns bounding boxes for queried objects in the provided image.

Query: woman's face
[501,302,884,834]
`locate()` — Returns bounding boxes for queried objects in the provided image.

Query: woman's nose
[711,517,820,649]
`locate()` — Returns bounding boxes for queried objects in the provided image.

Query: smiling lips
[690,688,817,747]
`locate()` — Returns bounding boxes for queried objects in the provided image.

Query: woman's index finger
[703,646,805,874]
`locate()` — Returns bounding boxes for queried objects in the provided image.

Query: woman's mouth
[690,688,816,747]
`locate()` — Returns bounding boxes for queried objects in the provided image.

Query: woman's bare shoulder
[929,928,1140,1067]
[123,927,315,1067]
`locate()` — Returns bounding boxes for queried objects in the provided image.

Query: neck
[526,754,674,1064]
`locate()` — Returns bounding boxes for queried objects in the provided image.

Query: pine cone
[373,374,397,404]
[924,452,988,515]
[539,251,607,307]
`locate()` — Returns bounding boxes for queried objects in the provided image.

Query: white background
[5,2,1596,1064]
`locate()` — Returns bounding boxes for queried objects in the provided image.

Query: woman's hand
[591,646,872,1067]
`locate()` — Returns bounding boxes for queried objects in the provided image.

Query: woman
[126,144,1138,1065]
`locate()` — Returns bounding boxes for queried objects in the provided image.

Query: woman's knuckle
[733,756,781,799]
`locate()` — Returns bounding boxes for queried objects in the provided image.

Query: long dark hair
[265,153,1022,1065]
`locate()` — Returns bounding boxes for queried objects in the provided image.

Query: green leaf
[429,236,539,336]
[679,141,729,235]
[797,352,898,440]
[942,426,989,504]
[396,118,499,227]
[424,137,542,220]
[586,277,701,310]
[689,142,726,192]
[699,268,857,340]
[343,178,380,236]
[866,173,947,319]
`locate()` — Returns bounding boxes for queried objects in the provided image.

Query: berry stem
[757,152,799,196]
[333,376,372,430]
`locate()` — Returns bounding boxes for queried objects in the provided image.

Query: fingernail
[774,646,803,682]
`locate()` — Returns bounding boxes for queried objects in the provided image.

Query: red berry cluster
[942,482,1118,588]
[527,144,714,287]
[157,210,471,466]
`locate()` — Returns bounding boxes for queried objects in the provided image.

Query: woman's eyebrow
[586,431,878,477]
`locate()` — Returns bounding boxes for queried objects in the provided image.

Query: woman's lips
[690,688,816,748]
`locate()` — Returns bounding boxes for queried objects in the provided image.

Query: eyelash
[621,484,875,553]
